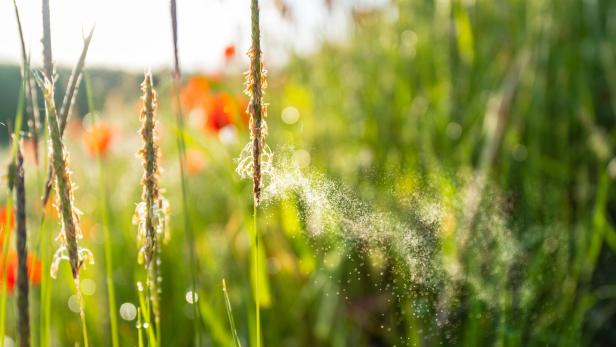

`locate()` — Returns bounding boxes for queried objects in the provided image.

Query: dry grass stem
[15,143,30,347]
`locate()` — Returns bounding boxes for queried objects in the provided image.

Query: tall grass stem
[0,77,26,347]
[85,73,120,347]
[15,144,30,347]
[169,0,202,342]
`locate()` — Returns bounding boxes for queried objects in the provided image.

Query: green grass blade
[222,279,242,347]
[84,72,120,347]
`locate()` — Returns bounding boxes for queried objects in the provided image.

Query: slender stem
[253,204,261,347]
[172,80,202,340]
[33,91,51,347]
[16,145,30,347]
[246,0,265,342]
[42,0,53,81]
[39,127,52,347]
[0,207,13,347]
[169,1,202,340]
[137,309,144,347]
[222,279,242,347]
[0,73,26,347]
[137,282,157,346]
[86,73,120,347]
[12,0,40,166]
[77,284,89,347]
[39,213,51,347]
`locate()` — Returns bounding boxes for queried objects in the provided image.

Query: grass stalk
[168,1,202,342]
[253,207,261,347]
[39,75,93,347]
[0,216,13,347]
[78,289,90,347]
[136,72,170,346]
[244,0,268,345]
[37,125,52,347]
[12,0,40,165]
[15,144,30,347]
[137,308,144,347]
[42,0,53,81]
[137,282,157,346]
[84,73,120,347]
[222,279,242,347]
[0,77,26,347]
[38,1,55,342]
[38,212,51,347]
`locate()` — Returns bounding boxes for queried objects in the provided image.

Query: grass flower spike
[39,77,93,281]
[134,72,170,330]
[236,0,270,207]
[134,72,170,268]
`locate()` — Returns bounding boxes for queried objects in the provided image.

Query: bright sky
[0,0,354,72]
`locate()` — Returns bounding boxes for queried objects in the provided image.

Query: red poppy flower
[224,45,236,60]
[203,92,234,133]
[0,252,42,294]
[82,122,113,158]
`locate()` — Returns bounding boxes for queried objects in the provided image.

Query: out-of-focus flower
[182,76,247,135]
[186,149,205,175]
[0,206,14,246]
[181,76,210,111]
[0,206,14,232]
[82,122,113,158]
[224,45,236,60]
[0,252,42,294]
[203,92,234,133]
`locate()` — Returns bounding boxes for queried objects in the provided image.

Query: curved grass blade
[223,279,242,347]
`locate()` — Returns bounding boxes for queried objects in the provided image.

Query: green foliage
[1,0,615,346]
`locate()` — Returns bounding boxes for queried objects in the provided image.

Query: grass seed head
[243,0,269,206]
[134,72,170,326]
[39,78,93,281]
[134,72,170,269]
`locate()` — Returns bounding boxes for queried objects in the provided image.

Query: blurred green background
[1,0,616,346]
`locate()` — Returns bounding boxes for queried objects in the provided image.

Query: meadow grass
[244,1,268,345]
[12,0,39,167]
[15,144,30,347]
[222,279,242,347]
[84,72,119,347]
[41,29,94,206]
[39,76,92,347]
[168,0,202,343]
[0,73,25,347]
[0,0,615,346]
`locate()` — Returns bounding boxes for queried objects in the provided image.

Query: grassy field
[1,0,616,346]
